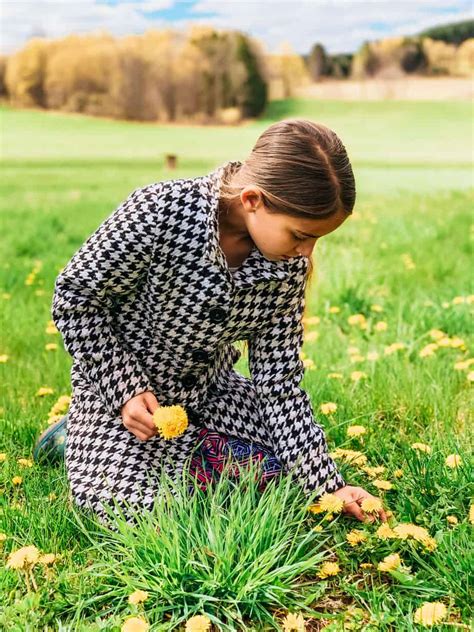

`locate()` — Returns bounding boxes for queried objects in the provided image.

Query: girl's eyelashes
[293,234,306,241]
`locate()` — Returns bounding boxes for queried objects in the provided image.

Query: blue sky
[2,1,472,57]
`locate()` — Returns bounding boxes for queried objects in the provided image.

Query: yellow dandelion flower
[411,442,431,453]
[346,529,367,547]
[2,292,11,299]
[348,346,360,355]
[152,405,189,439]
[366,351,379,361]
[48,492,57,501]
[327,372,343,379]
[449,337,465,349]
[360,498,383,514]
[347,425,366,438]
[320,402,337,415]
[370,304,383,313]
[12,476,23,485]
[282,612,305,632]
[394,468,404,478]
[318,561,340,578]
[312,525,323,532]
[413,602,447,627]
[0,533,7,543]
[360,562,374,569]
[350,371,367,382]
[372,479,393,491]
[392,523,436,550]
[384,342,405,355]
[452,296,465,305]
[374,321,388,332]
[350,354,365,363]
[429,329,445,341]
[469,505,474,524]
[446,515,458,525]
[304,331,319,342]
[121,617,149,632]
[6,545,40,569]
[302,358,316,369]
[17,458,33,468]
[299,351,307,360]
[0,355,9,363]
[419,344,438,358]
[331,448,367,466]
[45,343,58,351]
[128,589,149,605]
[38,553,57,565]
[329,306,340,314]
[315,493,344,514]
[185,615,212,632]
[303,316,320,325]
[454,358,474,370]
[45,321,59,335]
[348,314,367,328]
[376,523,396,539]
[401,253,416,270]
[377,553,401,572]
[0,453,6,462]
[362,465,385,477]
[467,370,474,382]
[445,454,462,468]
[36,387,54,397]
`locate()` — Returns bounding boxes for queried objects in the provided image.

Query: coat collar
[201,160,292,287]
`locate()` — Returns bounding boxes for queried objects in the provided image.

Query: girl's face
[240,187,349,262]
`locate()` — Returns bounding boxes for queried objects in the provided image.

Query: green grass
[0,98,473,630]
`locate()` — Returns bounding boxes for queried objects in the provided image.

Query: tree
[307,43,328,80]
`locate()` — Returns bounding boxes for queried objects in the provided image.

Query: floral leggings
[188,427,284,493]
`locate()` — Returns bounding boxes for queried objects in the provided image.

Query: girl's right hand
[121,391,160,441]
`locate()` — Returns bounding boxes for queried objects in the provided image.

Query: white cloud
[0,0,471,56]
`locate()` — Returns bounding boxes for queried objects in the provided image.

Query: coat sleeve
[52,185,160,417]
[247,260,345,498]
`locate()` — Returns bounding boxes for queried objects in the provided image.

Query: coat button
[181,373,197,388]
[209,306,227,323]
[192,349,209,362]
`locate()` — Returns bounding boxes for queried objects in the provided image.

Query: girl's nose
[298,239,318,257]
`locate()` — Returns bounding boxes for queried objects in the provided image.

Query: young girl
[35,118,387,526]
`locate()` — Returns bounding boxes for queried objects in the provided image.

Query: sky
[1,0,472,57]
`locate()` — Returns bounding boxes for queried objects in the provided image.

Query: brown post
[165,154,177,169]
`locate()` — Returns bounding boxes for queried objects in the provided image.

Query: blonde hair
[219,118,356,288]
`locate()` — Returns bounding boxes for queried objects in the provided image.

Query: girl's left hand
[332,485,388,523]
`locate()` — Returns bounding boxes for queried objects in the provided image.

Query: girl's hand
[333,485,388,523]
[121,391,160,441]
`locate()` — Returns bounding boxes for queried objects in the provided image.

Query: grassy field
[0,99,473,631]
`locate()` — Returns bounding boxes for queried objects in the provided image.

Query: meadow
[0,98,473,631]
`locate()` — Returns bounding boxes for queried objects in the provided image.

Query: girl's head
[219,118,356,263]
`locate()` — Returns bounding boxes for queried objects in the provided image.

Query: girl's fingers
[342,498,366,522]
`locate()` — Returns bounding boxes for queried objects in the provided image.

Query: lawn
[0,98,473,631]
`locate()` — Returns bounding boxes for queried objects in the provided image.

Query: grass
[0,97,473,630]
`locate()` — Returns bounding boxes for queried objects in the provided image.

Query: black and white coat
[52,160,345,521]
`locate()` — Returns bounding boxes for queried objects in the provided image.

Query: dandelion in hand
[360,497,383,514]
[152,405,188,439]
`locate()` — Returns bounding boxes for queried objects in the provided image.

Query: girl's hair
[219,118,356,284]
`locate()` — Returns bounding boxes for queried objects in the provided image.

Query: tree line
[0,20,472,123]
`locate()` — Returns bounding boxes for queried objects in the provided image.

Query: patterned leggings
[188,427,284,493]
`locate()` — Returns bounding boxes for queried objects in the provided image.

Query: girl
[34,118,387,526]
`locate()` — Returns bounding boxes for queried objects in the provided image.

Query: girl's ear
[240,187,263,213]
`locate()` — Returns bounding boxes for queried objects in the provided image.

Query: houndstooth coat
[52,160,345,522]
